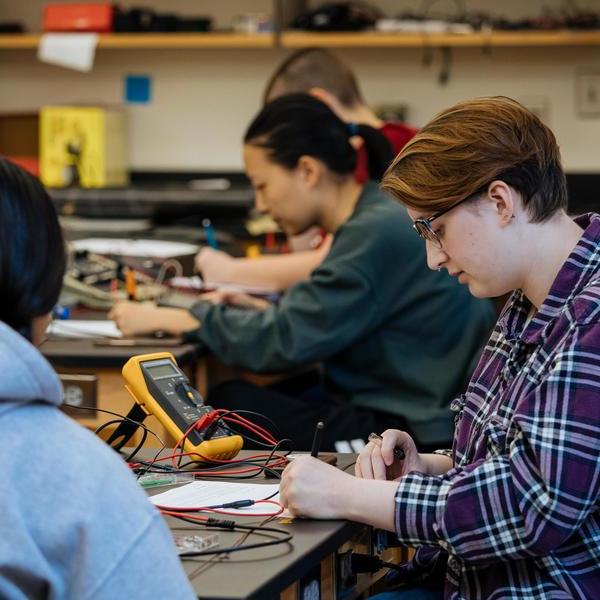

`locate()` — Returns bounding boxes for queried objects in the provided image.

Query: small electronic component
[69,250,119,285]
[173,532,220,555]
[137,472,195,489]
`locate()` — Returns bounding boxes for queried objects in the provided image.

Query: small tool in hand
[367,432,405,460]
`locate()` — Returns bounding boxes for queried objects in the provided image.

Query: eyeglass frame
[412,187,487,249]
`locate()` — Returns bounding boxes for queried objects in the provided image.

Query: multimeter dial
[140,358,224,446]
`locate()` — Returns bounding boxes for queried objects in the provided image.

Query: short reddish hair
[382,96,567,222]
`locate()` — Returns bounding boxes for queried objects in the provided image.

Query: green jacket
[189,182,495,443]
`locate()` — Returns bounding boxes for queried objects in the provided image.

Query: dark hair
[244,93,392,181]
[382,96,567,222]
[263,48,365,108]
[0,158,66,337]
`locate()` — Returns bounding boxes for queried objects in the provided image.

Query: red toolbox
[43,4,114,33]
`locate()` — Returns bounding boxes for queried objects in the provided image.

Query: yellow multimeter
[120,352,243,461]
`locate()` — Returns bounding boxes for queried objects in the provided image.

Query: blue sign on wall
[124,75,152,104]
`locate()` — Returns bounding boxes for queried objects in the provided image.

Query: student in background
[263,47,417,164]
[111,94,495,452]
[0,159,195,599]
[279,97,600,599]
[195,48,418,290]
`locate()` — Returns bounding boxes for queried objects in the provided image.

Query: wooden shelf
[0,34,40,48]
[0,32,275,50]
[1,30,599,50]
[281,29,600,48]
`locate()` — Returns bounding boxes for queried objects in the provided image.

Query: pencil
[124,268,137,302]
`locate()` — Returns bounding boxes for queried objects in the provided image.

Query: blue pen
[202,218,218,249]
[52,304,70,320]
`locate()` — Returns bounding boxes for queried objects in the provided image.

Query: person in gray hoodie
[0,158,196,599]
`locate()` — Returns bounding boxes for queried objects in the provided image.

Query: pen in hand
[202,218,219,249]
[124,267,137,302]
[367,432,405,460]
[310,421,324,458]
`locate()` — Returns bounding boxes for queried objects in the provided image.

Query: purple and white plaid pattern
[394,213,600,599]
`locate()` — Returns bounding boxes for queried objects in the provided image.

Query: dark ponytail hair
[244,93,393,181]
[0,158,66,338]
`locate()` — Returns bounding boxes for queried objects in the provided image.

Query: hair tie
[347,122,359,136]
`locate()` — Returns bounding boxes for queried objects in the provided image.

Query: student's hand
[109,302,200,337]
[287,227,325,252]
[280,456,355,519]
[109,301,162,336]
[194,247,235,282]
[197,290,229,304]
[199,290,270,311]
[355,429,425,481]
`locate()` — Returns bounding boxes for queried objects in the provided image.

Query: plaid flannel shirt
[394,213,600,599]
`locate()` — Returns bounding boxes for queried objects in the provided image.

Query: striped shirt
[394,213,600,599]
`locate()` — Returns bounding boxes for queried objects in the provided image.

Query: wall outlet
[374,102,408,123]
[576,71,600,117]
[59,373,97,417]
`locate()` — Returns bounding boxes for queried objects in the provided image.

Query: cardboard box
[40,106,128,188]
[0,112,39,176]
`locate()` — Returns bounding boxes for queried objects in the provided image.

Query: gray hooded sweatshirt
[0,322,195,599]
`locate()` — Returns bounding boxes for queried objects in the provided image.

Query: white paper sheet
[71,238,199,258]
[168,276,279,296]
[38,33,99,72]
[150,481,281,516]
[47,319,123,339]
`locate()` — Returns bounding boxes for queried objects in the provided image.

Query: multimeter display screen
[145,363,179,379]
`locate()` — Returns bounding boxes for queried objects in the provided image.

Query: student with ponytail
[194,48,418,291]
[112,94,494,450]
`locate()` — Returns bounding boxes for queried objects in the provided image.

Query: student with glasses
[279,96,600,599]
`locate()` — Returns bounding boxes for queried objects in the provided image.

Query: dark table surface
[41,336,198,368]
[146,452,361,600]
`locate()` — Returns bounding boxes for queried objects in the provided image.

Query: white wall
[0,0,599,171]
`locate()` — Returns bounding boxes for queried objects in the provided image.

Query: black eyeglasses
[412,189,484,249]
